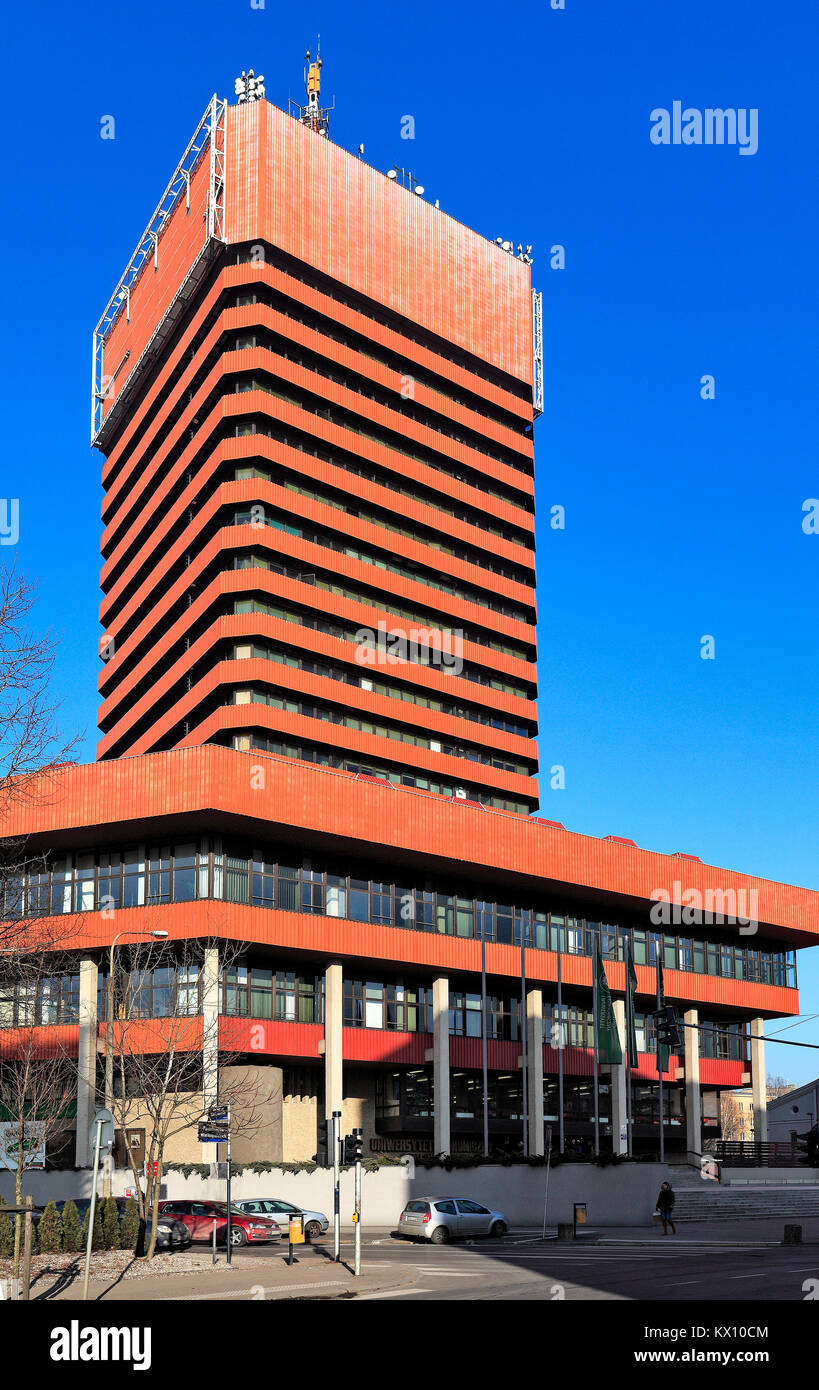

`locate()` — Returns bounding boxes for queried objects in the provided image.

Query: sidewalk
[590,1217,819,1246]
[36,1251,418,1303]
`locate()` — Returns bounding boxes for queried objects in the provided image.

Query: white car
[232,1198,329,1241]
[398,1197,508,1243]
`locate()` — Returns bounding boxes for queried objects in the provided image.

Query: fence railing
[706,1139,814,1168]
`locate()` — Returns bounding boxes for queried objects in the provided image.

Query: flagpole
[625,943,633,1157]
[557,939,565,1155]
[521,930,529,1157]
[481,919,489,1158]
[656,956,665,1164]
[592,928,600,1157]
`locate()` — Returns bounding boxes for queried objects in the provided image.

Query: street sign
[198,1122,228,1143]
[208,1106,229,1124]
[89,1108,114,1157]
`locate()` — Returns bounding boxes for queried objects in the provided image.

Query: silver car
[398,1197,508,1243]
[233,1198,329,1242]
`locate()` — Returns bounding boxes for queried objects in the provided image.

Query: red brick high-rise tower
[93,76,541,814]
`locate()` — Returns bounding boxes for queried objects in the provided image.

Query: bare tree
[767,1075,794,1102]
[108,938,274,1260]
[719,1093,745,1142]
[0,955,76,1276]
[0,561,79,811]
[0,561,84,1274]
[0,560,80,956]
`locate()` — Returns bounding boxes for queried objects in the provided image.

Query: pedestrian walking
[656,1180,676,1235]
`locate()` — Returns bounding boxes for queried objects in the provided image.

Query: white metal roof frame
[91,94,227,446]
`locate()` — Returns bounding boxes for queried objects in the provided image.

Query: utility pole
[332,1109,341,1262]
[82,1116,103,1302]
[223,1106,229,1262]
[342,1128,364,1274]
[352,1129,363,1277]
[521,934,529,1156]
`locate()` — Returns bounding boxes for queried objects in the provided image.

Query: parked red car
[157,1199,281,1246]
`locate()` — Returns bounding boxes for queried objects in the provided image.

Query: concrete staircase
[666,1169,819,1222]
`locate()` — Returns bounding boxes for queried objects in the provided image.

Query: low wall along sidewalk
[15,1161,671,1228]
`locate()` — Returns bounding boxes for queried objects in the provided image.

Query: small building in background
[768,1078,819,1146]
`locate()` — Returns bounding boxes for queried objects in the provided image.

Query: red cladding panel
[699,1059,746,1087]
[6,750,818,950]
[225,101,533,384]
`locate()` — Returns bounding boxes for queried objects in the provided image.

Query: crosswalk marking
[354,1287,434,1299]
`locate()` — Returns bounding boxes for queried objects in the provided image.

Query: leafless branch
[0,559,80,813]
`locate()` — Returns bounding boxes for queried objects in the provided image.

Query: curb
[170,1269,421,1302]
[597,1238,798,1248]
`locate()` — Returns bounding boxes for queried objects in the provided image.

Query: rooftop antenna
[289,36,335,135]
[234,69,265,103]
[385,165,425,196]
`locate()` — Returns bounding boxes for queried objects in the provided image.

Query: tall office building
[1,64,814,1172]
[93,79,540,815]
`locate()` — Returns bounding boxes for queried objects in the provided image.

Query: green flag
[626,943,638,1064]
[656,957,670,1072]
[594,937,622,1065]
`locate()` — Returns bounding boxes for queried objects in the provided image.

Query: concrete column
[324,961,344,1121]
[611,999,628,1155]
[432,975,450,1155]
[684,1007,701,1163]
[526,989,545,1156]
[220,1064,284,1162]
[75,957,98,1167]
[201,946,220,1162]
[750,1017,768,1142]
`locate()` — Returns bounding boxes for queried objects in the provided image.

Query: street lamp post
[102,928,168,1196]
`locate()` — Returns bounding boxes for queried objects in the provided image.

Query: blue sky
[3,1,817,1079]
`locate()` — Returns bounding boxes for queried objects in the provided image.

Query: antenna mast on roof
[289,37,335,136]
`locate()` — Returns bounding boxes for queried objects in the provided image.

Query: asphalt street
[231,1232,819,1301]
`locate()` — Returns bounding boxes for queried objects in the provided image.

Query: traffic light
[654,1004,685,1050]
[313,1118,330,1168]
[343,1129,364,1164]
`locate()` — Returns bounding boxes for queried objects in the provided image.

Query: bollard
[783,1224,803,1245]
[557,1222,575,1241]
[288,1214,304,1265]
